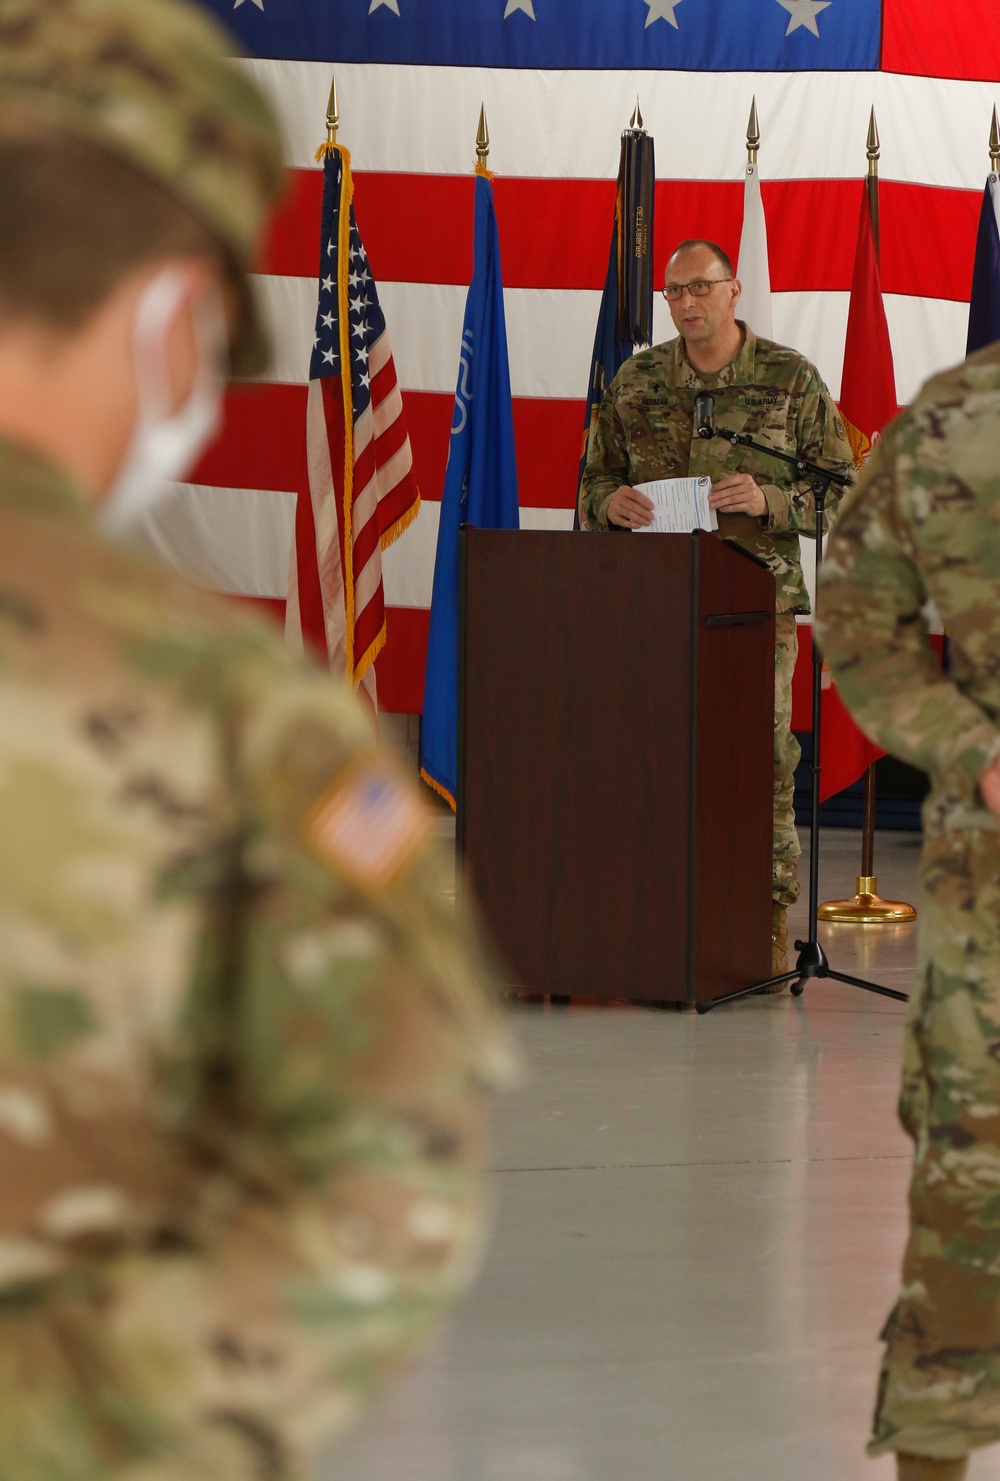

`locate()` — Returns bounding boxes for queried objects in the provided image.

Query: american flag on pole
[287,142,419,702]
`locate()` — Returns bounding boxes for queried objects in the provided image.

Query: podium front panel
[693,536,774,997]
[458,528,773,1004]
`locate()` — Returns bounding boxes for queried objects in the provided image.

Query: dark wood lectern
[457,529,775,1006]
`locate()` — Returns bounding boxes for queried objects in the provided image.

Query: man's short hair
[0,133,226,335]
[667,241,736,278]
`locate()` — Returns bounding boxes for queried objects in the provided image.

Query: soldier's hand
[980,754,1000,820]
[709,474,767,518]
[607,485,654,529]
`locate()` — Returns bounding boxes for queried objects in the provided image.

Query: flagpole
[326,74,339,146]
[865,105,879,256]
[858,108,881,897]
[736,97,773,341]
[818,109,916,927]
[476,103,490,173]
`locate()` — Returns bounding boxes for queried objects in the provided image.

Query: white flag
[737,162,773,341]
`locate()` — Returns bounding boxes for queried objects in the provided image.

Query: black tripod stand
[695,421,909,1013]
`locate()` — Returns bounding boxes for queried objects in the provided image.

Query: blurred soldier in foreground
[817,347,1000,1481]
[0,2,513,1478]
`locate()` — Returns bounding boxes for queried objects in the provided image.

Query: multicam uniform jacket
[817,345,1000,835]
[0,438,514,1481]
[580,324,855,613]
[817,343,1000,1461]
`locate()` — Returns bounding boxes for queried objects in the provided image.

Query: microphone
[694,391,715,439]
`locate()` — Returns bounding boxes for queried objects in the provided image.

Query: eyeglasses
[662,277,734,302]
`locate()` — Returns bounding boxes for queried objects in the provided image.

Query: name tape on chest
[304,758,434,892]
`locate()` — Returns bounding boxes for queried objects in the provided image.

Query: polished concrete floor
[322,830,1000,1481]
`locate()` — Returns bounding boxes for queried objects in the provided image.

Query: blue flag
[967,179,1000,356]
[420,175,519,809]
[575,226,635,529]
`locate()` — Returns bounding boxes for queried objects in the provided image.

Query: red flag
[286,145,420,707]
[819,182,895,802]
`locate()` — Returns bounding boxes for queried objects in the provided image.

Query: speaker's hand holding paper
[633,477,717,533]
[607,485,654,529]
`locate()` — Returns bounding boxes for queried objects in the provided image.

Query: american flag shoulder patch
[303,756,434,892]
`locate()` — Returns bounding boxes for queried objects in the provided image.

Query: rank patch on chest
[304,758,434,892]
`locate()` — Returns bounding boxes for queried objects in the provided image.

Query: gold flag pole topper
[327,74,339,146]
[990,103,1000,180]
[746,95,760,172]
[315,73,343,162]
[475,103,492,178]
[866,105,880,253]
[818,107,915,928]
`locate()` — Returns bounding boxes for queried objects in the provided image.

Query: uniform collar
[0,437,90,523]
[669,320,757,388]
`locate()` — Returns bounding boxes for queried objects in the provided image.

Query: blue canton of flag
[210,0,879,72]
[420,173,519,809]
[310,161,384,395]
[966,176,1000,356]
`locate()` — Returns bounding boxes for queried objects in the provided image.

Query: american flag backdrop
[287,144,419,702]
[139,0,1000,713]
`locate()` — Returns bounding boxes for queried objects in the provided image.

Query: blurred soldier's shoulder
[874,342,1000,524]
[0,435,323,730]
[901,339,1000,448]
[0,435,513,1084]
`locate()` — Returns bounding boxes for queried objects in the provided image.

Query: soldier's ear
[731,278,742,306]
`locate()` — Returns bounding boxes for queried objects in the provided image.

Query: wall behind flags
[158,0,1000,712]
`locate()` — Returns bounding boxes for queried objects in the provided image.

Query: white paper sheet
[633,476,717,534]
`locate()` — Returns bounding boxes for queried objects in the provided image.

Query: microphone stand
[694,424,908,1012]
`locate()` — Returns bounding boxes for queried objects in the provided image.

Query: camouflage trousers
[774,614,801,908]
[870,828,1000,1461]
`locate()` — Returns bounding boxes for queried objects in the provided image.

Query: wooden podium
[457,529,775,1007]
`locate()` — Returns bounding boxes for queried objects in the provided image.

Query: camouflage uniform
[581,326,854,907]
[816,342,1000,1464]
[0,3,515,1479]
[0,439,513,1481]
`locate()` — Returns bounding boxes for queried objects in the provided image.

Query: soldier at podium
[580,239,854,983]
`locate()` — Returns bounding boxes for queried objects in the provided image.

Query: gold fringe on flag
[420,767,457,811]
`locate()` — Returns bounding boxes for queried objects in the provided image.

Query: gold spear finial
[746,96,760,167]
[325,74,339,146]
[476,104,490,168]
[990,104,1000,176]
[629,98,644,132]
[867,106,880,179]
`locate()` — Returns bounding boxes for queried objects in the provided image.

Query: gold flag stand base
[817,875,916,925]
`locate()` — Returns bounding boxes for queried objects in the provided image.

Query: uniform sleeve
[760,370,855,539]
[579,376,631,531]
[0,648,515,1480]
[172,671,518,1455]
[816,429,1000,789]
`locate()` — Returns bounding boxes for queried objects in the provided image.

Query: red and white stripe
[288,316,416,704]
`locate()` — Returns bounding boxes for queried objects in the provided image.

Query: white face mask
[100,264,228,537]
